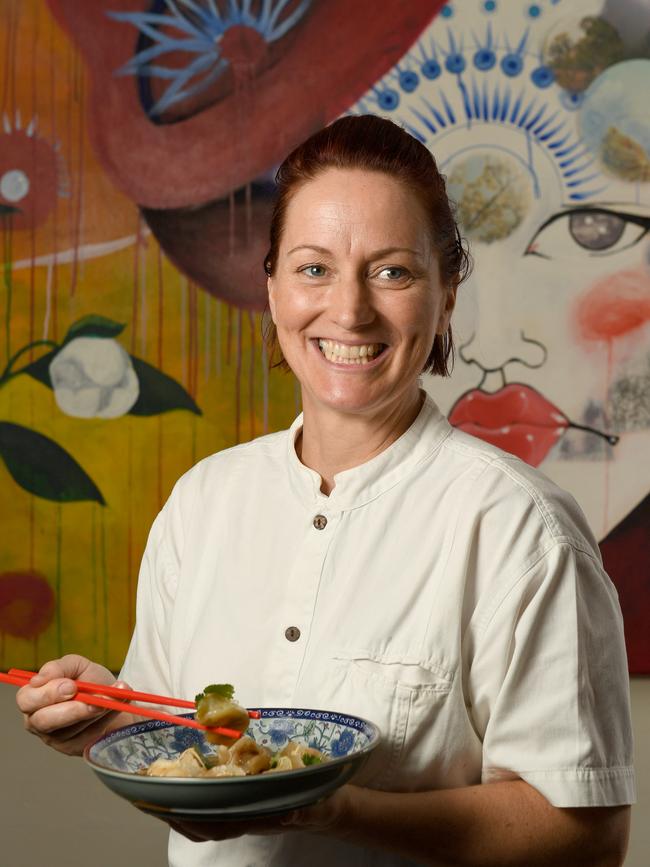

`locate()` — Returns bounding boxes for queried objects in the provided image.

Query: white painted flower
[49,336,139,419]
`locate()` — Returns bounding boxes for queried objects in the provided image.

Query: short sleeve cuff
[482,766,636,807]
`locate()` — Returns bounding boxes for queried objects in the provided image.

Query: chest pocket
[328,648,454,790]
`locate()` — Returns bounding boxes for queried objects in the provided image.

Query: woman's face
[267,168,454,419]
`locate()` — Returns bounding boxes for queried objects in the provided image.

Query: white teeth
[317,339,384,364]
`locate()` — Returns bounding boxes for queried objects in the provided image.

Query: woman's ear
[267,276,277,324]
[436,284,457,335]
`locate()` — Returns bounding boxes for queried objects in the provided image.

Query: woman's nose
[328,274,376,330]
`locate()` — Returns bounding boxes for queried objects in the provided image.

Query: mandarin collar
[285,390,452,512]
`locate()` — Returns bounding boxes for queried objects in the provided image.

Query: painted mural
[0,0,648,673]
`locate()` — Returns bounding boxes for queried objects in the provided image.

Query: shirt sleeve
[118,501,178,697]
[467,541,636,807]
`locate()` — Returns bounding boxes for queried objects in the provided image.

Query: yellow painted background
[0,0,298,670]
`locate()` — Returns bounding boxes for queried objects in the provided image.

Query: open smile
[310,338,389,369]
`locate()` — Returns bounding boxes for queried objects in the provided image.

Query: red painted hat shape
[46,0,444,210]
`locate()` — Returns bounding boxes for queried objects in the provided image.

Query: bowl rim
[83,707,382,785]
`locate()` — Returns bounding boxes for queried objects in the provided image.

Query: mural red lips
[448,384,570,467]
[46,0,444,209]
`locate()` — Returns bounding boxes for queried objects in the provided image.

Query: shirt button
[285,626,301,642]
[313,514,328,530]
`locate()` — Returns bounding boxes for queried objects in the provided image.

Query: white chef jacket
[120,391,635,867]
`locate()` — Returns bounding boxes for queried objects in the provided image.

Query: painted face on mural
[267,168,451,420]
[350,0,650,538]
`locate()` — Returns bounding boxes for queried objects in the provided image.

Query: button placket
[268,511,339,703]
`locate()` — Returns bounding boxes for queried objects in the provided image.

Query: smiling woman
[261,115,470,493]
[16,115,634,867]
[263,114,471,377]
[267,170,444,441]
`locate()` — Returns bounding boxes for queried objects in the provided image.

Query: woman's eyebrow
[369,246,424,259]
[287,244,332,256]
[287,244,423,257]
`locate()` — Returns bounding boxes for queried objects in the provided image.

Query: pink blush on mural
[574,268,650,343]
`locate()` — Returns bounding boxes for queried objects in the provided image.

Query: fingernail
[58,681,75,698]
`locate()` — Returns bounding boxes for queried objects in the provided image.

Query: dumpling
[194,684,250,746]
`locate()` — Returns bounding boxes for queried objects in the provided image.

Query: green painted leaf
[64,315,125,342]
[21,350,56,388]
[128,357,201,416]
[0,422,105,504]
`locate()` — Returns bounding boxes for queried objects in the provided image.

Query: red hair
[263,114,471,375]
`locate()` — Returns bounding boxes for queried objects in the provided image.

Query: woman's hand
[16,653,133,756]
[162,785,351,843]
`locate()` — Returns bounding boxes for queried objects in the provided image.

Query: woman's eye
[378,266,409,280]
[525,208,649,259]
[301,264,327,277]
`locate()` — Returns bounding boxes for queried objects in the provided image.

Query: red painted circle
[221,25,269,76]
[0,571,55,639]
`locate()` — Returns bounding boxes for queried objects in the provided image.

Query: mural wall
[0,0,648,672]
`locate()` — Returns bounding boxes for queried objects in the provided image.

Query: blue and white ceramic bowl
[84,708,381,821]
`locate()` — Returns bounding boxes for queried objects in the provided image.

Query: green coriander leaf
[302,753,323,766]
[195,683,235,704]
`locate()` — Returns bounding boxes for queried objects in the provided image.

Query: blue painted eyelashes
[107,0,313,120]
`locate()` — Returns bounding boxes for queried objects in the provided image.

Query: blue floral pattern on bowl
[88,708,379,775]
[84,708,381,819]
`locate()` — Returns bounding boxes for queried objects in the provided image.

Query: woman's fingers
[17,677,77,715]
[21,687,105,734]
[15,655,120,752]
[29,653,95,686]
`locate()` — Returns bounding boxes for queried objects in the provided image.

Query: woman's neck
[297,388,425,495]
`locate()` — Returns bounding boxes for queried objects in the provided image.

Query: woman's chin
[304,381,406,417]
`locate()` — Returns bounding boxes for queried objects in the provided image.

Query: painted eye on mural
[0,169,30,203]
[110,0,315,124]
[525,207,650,259]
[0,117,66,229]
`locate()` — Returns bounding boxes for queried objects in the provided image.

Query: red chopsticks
[9,669,259,719]
[3,668,260,739]
[8,668,197,708]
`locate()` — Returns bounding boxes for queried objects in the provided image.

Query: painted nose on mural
[459,324,545,385]
[459,251,546,384]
